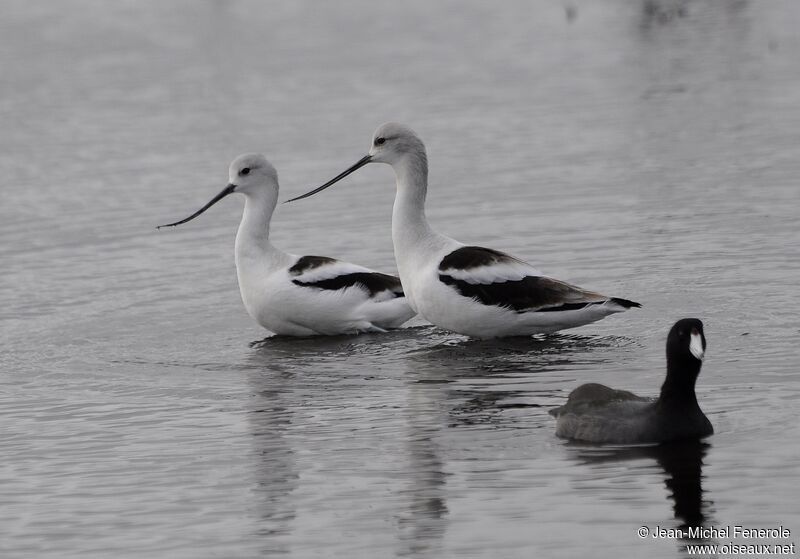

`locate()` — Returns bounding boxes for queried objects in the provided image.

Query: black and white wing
[289,255,404,302]
[437,246,640,313]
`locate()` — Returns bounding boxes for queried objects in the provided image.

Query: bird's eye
[375,137,386,146]
[240,167,251,176]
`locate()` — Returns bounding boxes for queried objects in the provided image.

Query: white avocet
[158,154,416,336]
[286,123,640,339]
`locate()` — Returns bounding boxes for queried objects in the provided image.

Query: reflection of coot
[572,440,712,533]
[654,440,709,530]
[645,440,717,551]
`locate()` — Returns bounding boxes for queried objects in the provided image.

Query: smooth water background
[2,1,799,557]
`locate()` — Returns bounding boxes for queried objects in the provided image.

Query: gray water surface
[2,1,799,557]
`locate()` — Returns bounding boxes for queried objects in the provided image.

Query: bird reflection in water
[243,356,299,554]
[569,440,715,551]
[395,409,448,558]
[244,328,640,555]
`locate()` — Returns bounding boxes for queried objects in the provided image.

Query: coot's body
[550,319,712,444]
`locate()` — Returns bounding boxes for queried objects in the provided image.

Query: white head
[157,153,278,229]
[228,153,278,196]
[367,122,426,165]
[285,122,427,203]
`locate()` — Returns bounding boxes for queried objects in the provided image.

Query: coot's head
[667,318,706,366]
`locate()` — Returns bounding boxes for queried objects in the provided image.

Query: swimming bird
[158,154,416,336]
[549,318,713,444]
[286,122,640,338]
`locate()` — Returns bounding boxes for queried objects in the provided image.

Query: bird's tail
[608,297,641,309]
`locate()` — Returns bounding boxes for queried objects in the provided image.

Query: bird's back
[550,383,657,443]
[550,382,712,444]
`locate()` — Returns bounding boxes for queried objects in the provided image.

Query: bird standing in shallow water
[158,154,415,336]
[287,122,640,339]
[549,318,713,444]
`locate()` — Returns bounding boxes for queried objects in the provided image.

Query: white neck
[234,188,288,272]
[391,152,436,254]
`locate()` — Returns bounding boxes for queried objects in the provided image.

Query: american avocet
[286,123,640,339]
[550,319,712,443]
[158,154,416,336]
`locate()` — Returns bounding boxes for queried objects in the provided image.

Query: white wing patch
[441,260,542,285]
[292,260,373,284]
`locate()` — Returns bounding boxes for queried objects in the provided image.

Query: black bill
[284,154,372,203]
[157,184,237,229]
